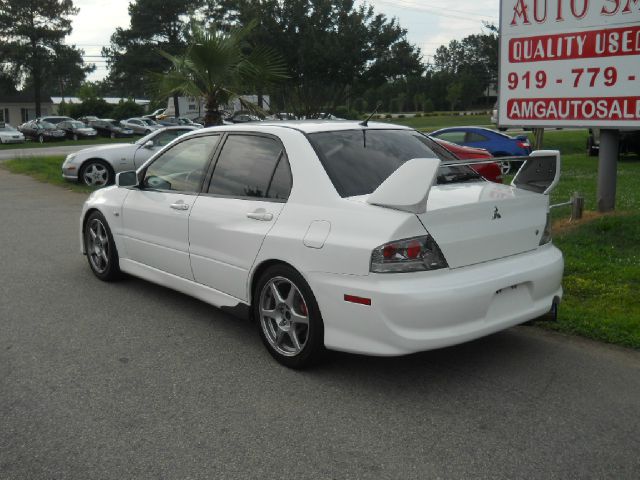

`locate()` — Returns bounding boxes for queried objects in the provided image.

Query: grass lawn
[2,129,639,349]
[2,155,92,193]
[549,212,640,349]
[0,136,137,151]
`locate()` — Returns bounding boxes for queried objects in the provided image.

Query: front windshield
[39,122,56,130]
[70,121,85,128]
[107,120,120,127]
[0,124,16,131]
[141,118,157,125]
[308,129,481,197]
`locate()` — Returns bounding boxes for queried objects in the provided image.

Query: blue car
[430,127,532,174]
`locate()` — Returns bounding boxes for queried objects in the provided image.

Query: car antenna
[360,102,382,127]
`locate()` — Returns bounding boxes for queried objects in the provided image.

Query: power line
[375,0,497,23]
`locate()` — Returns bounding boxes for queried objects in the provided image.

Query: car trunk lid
[417,182,548,268]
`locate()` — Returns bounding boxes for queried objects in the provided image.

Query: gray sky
[68,0,499,81]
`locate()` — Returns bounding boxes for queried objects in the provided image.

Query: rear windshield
[308,129,480,197]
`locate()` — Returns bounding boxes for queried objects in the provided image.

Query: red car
[431,138,503,183]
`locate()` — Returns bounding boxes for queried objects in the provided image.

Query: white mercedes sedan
[79,121,564,368]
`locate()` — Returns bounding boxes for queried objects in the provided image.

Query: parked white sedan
[0,123,25,144]
[79,121,564,368]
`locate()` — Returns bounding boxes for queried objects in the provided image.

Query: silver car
[120,117,163,135]
[62,126,197,187]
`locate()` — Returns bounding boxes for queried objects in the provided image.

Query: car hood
[74,143,137,159]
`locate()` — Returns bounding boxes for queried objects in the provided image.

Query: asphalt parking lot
[1,169,639,479]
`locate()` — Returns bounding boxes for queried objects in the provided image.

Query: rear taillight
[370,235,448,273]
[517,141,530,149]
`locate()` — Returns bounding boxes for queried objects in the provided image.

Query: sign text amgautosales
[498,0,640,127]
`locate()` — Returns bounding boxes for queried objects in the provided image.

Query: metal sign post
[597,130,619,212]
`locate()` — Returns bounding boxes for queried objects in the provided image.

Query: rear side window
[308,129,439,197]
[207,134,291,200]
[466,132,489,142]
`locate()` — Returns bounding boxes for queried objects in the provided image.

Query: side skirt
[119,258,251,320]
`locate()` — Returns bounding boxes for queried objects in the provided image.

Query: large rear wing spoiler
[366,151,561,215]
[441,150,561,195]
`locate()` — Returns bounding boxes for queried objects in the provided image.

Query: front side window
[433,131,466,144]
[143,135,220,192]
[207,134,291,200]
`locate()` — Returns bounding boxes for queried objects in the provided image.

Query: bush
[65,97,113,119]
[111,100,145,120]
[397,114,405,118]
[423,99,434,113]
[384,113,392,119]
[334,106,361,120]
[414,112,422,117]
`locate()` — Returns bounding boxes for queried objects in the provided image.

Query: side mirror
[143,140,154,149]
[116,171,138,187]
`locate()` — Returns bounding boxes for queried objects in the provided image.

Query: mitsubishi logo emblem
[492,206,502,220]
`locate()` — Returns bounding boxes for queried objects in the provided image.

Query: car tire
[73,133,78,141]
[79,159,114,187]
[84,211,122,282]
[38,134,44,144]
[254,264,325,369]
[145,129,151,134]
[110,132,116,139]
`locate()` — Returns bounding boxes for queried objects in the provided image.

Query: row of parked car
[10,115,204,144]
[59,120,517,188]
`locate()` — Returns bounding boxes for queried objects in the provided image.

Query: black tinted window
[144,135,220,192]
[467,132,489,142]
[208,135,288,200]
[267,156,292,200]
[308,129,438,197]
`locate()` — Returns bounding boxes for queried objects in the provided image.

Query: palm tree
[156,21,288,126]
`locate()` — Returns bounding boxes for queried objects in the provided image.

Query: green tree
[156,22,287,126]
[111,100,145,120]
[0,0,89,116]
[205,0,423,117]
[432,27,498,109]
[103,0,204,100]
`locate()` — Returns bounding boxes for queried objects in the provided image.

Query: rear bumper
[307,244,563,356]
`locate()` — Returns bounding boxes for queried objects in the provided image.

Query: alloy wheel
[259,277,310,357]
[82,162,110,187]
[499,161,511,176]
[87,218,110,274]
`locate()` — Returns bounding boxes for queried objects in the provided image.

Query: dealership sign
[499,0,640,127]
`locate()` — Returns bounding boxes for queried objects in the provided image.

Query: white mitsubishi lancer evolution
[79,121,564,368]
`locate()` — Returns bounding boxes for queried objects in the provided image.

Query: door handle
[170,202,190,211]
[246,210,273,221]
